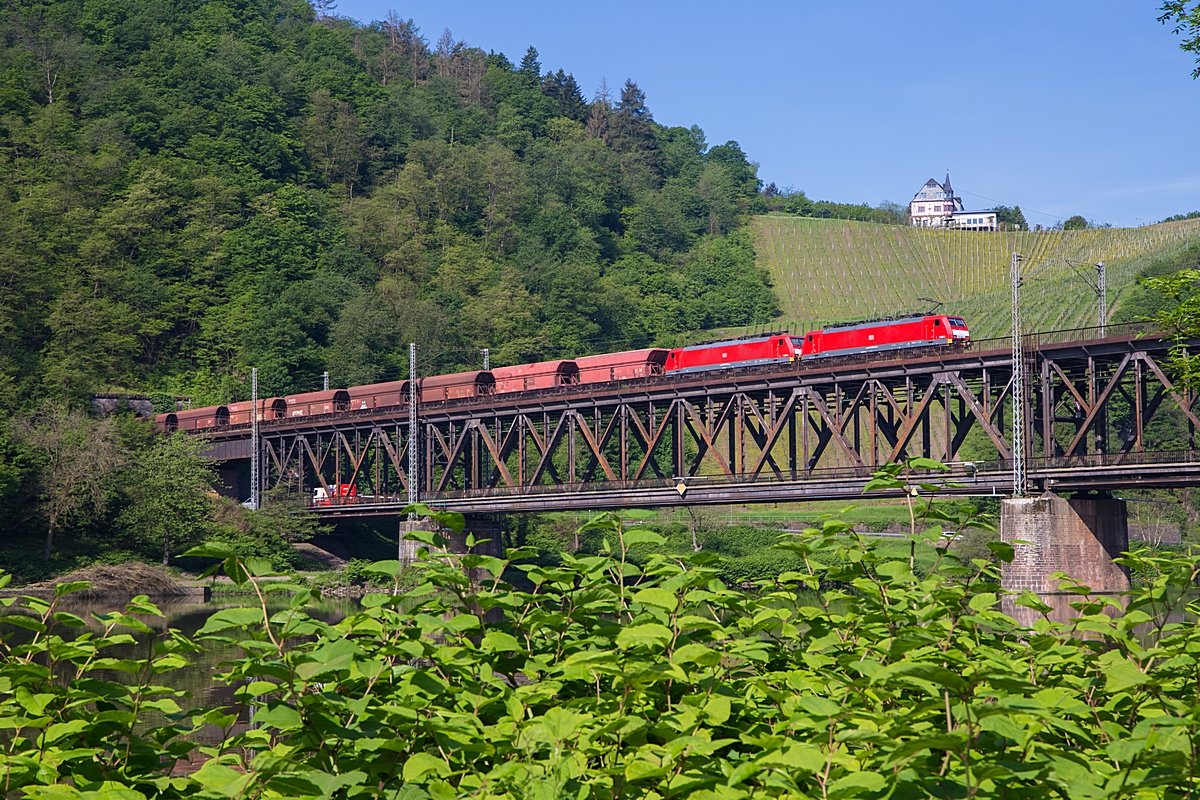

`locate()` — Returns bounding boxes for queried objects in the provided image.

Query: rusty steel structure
[200,325,1200,516]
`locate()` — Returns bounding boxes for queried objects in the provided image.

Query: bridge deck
[195,324,1200,515]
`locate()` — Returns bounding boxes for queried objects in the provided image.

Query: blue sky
[331,0,1199,228]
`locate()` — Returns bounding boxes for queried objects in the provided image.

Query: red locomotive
[153,315,969,432]
[800,314,969,361]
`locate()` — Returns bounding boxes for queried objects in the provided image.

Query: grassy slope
[752,216,1200,338]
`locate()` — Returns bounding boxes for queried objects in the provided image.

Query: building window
[918,206,925,213]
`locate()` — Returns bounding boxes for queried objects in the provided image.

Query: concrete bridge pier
[1000,494,1130,594]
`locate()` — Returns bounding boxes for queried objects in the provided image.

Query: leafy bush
[5,490,1200,798]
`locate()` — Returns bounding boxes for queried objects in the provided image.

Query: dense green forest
[0,0,781,408]
[0,0,794,574]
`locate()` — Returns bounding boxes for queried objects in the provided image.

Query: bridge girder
[200,327,1200,515]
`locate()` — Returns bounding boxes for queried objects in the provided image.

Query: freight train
[156,313,969,432]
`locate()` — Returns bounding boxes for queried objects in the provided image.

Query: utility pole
[323,371,329,391]
[250,367,260,511]
[408,343,417,519]
[1010,252,1027,497]
[1096,261,1107,335]
[481,348,489,370]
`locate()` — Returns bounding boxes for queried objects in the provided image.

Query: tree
[541,69,587,121]
[993,204,1028,231]
[119,432,217,565]
[612,79,656,149]
[1063,215,1089,230]
[1161,1,1200,76]
[12,405,123,559]
[583,77,614,143]
[518,46,541,86]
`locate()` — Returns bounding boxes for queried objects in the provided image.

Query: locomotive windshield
[949,317,968,329]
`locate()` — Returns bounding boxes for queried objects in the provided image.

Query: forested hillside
[0,0,778,408]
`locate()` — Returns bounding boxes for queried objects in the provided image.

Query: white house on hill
[909,173,998,231]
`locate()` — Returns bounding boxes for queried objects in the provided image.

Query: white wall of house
[948,211,998,231]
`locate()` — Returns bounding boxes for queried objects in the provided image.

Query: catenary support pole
[482,348,489,370]
[1010,252,1027,497]
[1096,261,1106,335]
[408,343,417,518]
[323,371,329,391]
[250,367,259,511]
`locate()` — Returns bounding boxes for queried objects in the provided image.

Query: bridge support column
[398,515,503,564]
[1000,494,1130,594]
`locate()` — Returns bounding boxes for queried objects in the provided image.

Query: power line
[956,189,1065,223]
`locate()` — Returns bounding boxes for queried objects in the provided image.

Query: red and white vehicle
[312,484,358,506]
[664,334,800,374]
[799,314,970,360]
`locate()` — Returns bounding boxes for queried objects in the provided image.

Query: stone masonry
[1000,494,1130,594]
[398,515,503,564]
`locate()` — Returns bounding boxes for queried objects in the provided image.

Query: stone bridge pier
[398,515,504,564]
[1000,494,1130,594]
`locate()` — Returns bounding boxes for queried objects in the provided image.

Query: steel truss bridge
[202,325,1200,516]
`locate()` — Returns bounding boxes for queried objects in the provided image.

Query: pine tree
[518,46,541,86]
[542,69,587,121]
[612,79,658,157]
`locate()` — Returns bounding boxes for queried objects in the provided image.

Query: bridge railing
[299,448,1200,508]
[302,461,1012,508]
[1023,322,1161,349]
[1031,449,1200,470]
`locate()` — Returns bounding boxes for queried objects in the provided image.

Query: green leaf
[634,587,679,612]
[968,592,998,611]
[863,476,905,492]
[54,581,90,597]
[243,556,275,577]
[42,720,88,744]
[1098,650,1149,693]
[799,695,841,717]
[194,759,254,796]
[874,663,967,693]
[400,504,465,534]
[196,607,264,635]
[986,541,1015,563]
[704,695,731,725]
[906,457,949,471]
[1015,590,1053,614]
[616,622,673,650]
[758,744,825,772]
[364,560,402,579]
[828,771,886,799]
[3,615,46,633]
[672,642,720,667]
[295,638,362,680]
[481,631,522,653]
[402,752,450,783]
[182,542,237,559]
[253,704,302,730]
[625,759,668,782]
[624,529,667,547]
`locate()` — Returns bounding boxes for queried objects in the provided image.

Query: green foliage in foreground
[4,502,1200,799]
